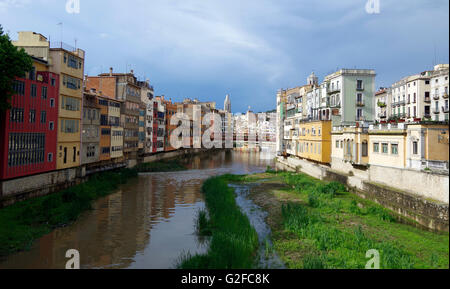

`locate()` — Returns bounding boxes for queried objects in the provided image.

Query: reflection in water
[0,151,274,269]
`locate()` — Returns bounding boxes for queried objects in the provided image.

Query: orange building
[98,95,111,161]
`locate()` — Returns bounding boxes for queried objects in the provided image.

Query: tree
[0,25,33,112]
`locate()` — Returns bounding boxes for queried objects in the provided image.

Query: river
[0,150,275,269]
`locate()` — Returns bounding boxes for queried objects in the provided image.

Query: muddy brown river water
[0,151,275,269]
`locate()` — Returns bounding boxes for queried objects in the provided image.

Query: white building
[430,64,449,122]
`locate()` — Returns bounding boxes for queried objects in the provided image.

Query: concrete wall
[368,165,449,204]
[0,167,84,208]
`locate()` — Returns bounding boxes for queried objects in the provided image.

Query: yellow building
[50,46,85,169]
[331,126,370,169]
[13,32,85,170]
[368,124,407,169]
[296,120,332,164]
[407,123,449,171]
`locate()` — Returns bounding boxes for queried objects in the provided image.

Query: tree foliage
[0,25,33,112]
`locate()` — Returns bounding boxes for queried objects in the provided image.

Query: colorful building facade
[0,58,59,180]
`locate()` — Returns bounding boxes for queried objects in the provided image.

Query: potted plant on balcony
[377,101,386,108]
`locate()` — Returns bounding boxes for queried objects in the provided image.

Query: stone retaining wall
[276,156,449,232]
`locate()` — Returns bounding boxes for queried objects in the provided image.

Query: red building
[0,57,59,180]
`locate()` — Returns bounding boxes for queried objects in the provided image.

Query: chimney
[130,69,134,75]
[109,67,113,76]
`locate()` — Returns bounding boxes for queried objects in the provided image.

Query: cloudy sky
[1,0,449,113]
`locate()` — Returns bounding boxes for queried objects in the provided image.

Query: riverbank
[220,171,449,269]
[136,160,187,173]
[0,168,137,257]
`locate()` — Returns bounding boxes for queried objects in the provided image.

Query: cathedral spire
[224,94,231,113]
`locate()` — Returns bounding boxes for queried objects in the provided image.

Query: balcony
[443,93,449,99]
[378,112,387,119]
[356,101,365,107]
[424,97,431,103]
[433,108,440,114]
[443,106,449,113]
[330,102,341,108]
[398,100,406,106]
[356,116,365,121]
[356,85,364,91]
[433,94,440,100]
[327,86,340,94]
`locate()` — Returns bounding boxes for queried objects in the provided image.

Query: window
[391,144,398,155]
[357,80,363,90]
[425,80,430,85]
[7,133,45,167]
[101,128,111,135]
[60,119,79,133]
[12,80,25,95]
[63,147,67,164]
[40,111,46,124]
[73,147,77,162]
[357,108,363,120]
[362,142,368,157]
[336,141,340,148]
[61,96,80,111]
[373,143,379,153]
[413,141,418,155]
[42,86,47,99]
[382,143,388,154]
[51,78,56,86]
[357,93,363,103]
[101,115,108,126]
[68,54,80,69]
[48,153,53,162]
[29,109,36,123]
[31,84,37,98]
[49,121,54,131]
[50,98,55,108]
[10,108,24,123]
[64,75,81,90]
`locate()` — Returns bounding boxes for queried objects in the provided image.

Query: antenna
[74,38,77,50]
[57,22,63,44]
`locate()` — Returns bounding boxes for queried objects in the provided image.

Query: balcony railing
[378,112,387,118]
[424,97,431,103]
[356,101,365,107]
[443,106,449,113]
[433,94,440,100]
[356,116,365,121]
[433,108,440,114]
[398,100,406,106]
[443,93,449,99]
[327,86,340,94]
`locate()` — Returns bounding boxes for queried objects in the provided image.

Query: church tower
[224,94,231,113]
[307,72,319,86]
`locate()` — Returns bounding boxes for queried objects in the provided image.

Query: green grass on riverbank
[136,160,187,173]
[177,175,259,269]
[259,171,449,269]
[0,168,137,257]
